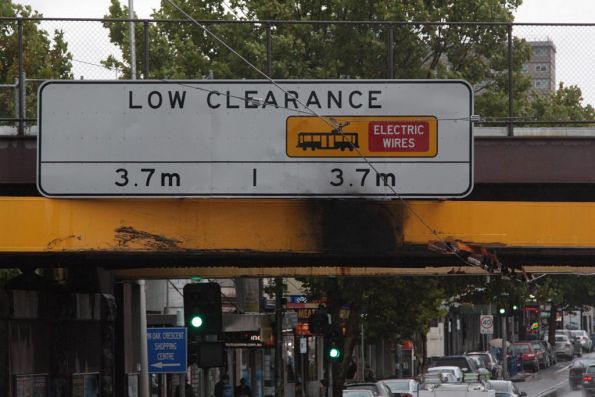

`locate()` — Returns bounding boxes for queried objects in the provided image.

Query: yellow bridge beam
[1,197,594,253]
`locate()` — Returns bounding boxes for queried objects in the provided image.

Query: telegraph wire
[159,0,506,276]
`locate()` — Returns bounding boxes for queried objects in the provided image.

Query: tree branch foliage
[0,1,73,121]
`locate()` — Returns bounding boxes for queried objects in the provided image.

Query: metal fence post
[507,23,513,137]
[266,24,273,77]
[143,20,150,78]
[387,26,394,79]
[17,17,25,135]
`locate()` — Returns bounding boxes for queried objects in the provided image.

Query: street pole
[360,321,365,381]
[501,316,508,380]
[177,310,186,397]
[275,277,284,397]
[139,280,150,397]
[128,0,137,79]
[328,362,333,397]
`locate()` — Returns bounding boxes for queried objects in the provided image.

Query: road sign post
[147,327,187,374]
[38,80,473,198]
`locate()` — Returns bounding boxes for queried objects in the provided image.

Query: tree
[0,1,73,124]
[300,277,450,396]
[102,0,532,121]
[535,275,595,345]
[527,83,595,124]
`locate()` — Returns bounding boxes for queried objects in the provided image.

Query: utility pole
[128,0,137,79]
[275,278,284,397]
[501,316,508,380]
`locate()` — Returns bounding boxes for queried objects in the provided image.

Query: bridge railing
[0,17,594,135]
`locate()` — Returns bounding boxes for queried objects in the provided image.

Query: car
[343,382,392,397]
[538,340,557,366]
[571,330,593,352]
[529,340,549,368]
[583,365,595,396]
[510,342,540,372]
[380,378,418,397]
[553,334,575,360]
[430,355,480,374]
[426,366,464,382]
[488,380,527,397]
[568,358,595,390]
[468,352,503,380]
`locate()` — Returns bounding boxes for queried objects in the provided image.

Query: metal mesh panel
[1,18,594,133]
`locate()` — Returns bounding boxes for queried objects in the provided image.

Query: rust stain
[46,235,82,249]
[114,226,182,250]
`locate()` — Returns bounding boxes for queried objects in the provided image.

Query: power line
[156,1,499,276]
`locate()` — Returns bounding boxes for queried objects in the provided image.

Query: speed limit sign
[480,315,494,335]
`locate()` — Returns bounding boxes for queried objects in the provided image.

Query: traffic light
[324,324,344,362]
[497,305,507,316]
[183,282,222,336]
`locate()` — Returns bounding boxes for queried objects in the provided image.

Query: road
[516,351,595,397]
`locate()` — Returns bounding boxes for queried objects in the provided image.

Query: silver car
[553,334,575,360]
[571,330,593,352]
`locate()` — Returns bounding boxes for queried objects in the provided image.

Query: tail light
[402,394,413,397]
[566,343,572,347]
[584,375,593,382]
[525,353,535,359]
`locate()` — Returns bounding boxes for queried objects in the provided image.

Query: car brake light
[584,376,593,382]
[526,353,535,358]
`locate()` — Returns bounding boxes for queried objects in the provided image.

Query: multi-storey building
[523,40,556,94]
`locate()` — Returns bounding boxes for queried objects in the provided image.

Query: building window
[533,47,546,56]
[534,79,549,88]
[535,64,548,72]
[521,64,529,72]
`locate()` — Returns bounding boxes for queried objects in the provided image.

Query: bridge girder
[1,197,595,275]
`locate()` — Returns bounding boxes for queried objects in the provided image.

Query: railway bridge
[1,129,595,277]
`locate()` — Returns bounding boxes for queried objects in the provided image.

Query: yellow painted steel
[1,197,595,252]
[112,266,595,280]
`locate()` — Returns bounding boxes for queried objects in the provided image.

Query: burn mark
[46,235,82,250]
[114,226,181,250]
[305,200,406,255]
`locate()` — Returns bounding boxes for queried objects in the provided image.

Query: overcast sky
[13,0,595,105]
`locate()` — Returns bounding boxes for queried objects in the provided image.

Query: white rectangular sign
[37,80,473,198]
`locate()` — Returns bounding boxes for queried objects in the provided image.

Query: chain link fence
[1,18,594,134]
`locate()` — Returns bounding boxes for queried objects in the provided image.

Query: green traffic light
[329,347,341,359]
[499,308,506,315]
[191,315,204,328]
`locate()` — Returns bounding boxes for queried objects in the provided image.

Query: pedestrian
[364,364,375,382]
[215,374,233,397]
[175,376,195,397]
[346,358,357,380]
[234,378,252,397]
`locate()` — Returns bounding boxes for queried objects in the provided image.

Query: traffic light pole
[275,277,284,397]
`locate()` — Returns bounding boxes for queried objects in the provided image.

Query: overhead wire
[158,0,508,276]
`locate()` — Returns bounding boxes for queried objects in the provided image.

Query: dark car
[569,358,595,390]
[582,365,595,396]
[510,342,540,372]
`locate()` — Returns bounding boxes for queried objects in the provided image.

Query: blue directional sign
[147,327,187,373]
